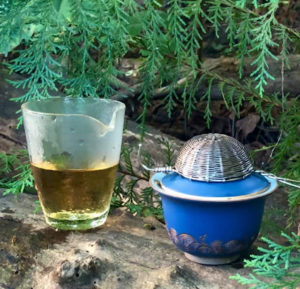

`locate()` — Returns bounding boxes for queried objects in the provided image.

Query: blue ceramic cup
[151,172,278,265]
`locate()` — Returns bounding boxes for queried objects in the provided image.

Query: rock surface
[1,193,253,289]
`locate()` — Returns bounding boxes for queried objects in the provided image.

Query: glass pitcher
[22,98,125,230]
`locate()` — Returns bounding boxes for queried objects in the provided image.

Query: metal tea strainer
[175,134,253,182]
[139,133,300,187]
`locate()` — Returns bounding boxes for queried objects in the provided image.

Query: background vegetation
[0,0,299,287]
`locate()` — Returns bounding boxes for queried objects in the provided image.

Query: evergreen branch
[5,1,67,104]
[0,0,34,55]
[272,99,300,174]
[137,0,165,135]
[140,151,153,180]
[0,0,11,15]
[167,0,188,66]
[221,0,300,39]
[201,76,214,127]
[96,22,126,98]
[185,0,209,72]
[113,143,166,218]
[0,152,19,175]
[154,72,193,99]
[224,6,238,52]
[104,0,132,53]
[278,24,300,41]
[236,0,258,9]
[0,150,34,197]
[62,0,105,97]
[160,64,181,116]
[209,0,296,95]
[231,233,300,289]
[141,187,155,208]
[219,82,245,118]
[8,38,64,102]
[196,66,278,106]
[124,0,140,13]
[1,162,34,196]
[61,0,129,98]
[163,54,281,123]
[166,52,279,107]
[113,174,125,199]
[249,0,280,96]
[124,178,139,204]
[184,74,202,119]
[118,168,148,182]
[159,137,176,167]
[277,26,292,70]
[121,146,135,176]
[208,1,223,38]
[110,0,130,26]
[288,189,300,213]
[164,85,178,118]
[235,12,254,78]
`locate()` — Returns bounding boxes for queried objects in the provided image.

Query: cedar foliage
[0,1,300,287]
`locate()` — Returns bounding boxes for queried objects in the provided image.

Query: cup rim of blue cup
[151,172,278,202]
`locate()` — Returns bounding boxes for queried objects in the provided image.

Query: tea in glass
[22,98,125,230]
[31,162,118,230]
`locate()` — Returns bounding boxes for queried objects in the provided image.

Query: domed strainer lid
[175,134,254,182]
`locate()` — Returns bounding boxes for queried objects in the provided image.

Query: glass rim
[21,97,126,116]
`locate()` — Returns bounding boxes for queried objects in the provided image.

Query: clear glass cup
[22,98,125,230]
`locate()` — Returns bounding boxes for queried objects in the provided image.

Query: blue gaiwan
[150,134,278,265]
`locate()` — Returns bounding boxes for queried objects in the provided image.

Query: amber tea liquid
[31,162,118,230]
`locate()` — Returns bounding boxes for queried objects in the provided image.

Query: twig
[196,67,279,106]
[113,55,283,108]
[252,144,277,153]
[111,82,143,100]
[112,73,193,100]
[268,44,286,161]
[153,72,193,98]
[165,54,279,105]
[118,168,149,182]
[0,132,25,146]
[110,75,134,92]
